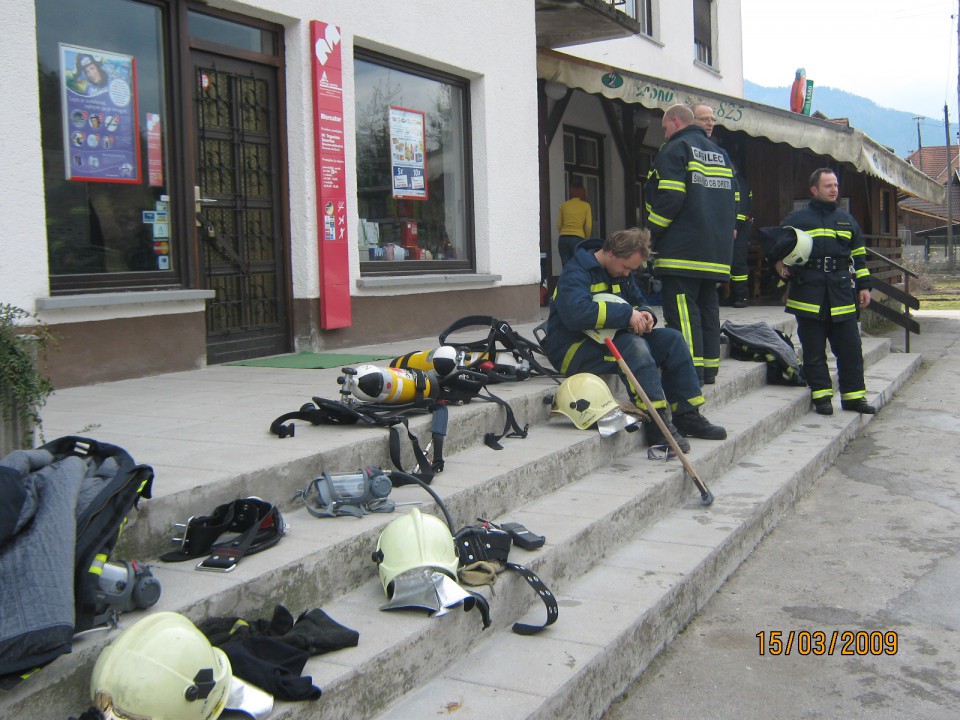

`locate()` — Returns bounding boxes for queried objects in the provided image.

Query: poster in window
[60,43,141,183]
[389,106,428,200]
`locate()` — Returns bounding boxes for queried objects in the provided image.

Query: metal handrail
[864,246,920,352]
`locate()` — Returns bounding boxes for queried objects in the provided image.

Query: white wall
[561,0,744,99]
[1,3,52,311]
[2,0,542,327]
[543,0,745,276]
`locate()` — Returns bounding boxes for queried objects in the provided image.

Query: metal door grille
[195,64,284,357]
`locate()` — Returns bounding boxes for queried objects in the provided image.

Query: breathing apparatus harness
[270,387,448,482]
[434,315,562,384]
[161,498,285,573]
[269,361,529,483]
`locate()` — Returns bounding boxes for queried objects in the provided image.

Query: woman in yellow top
[557,184,593,266]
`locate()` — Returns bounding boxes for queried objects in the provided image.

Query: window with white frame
[606,0,653,36]
[693,0,715,67]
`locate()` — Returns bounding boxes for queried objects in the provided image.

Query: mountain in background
[743,80,957,160]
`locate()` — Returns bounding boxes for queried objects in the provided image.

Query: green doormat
[225,352,393,369]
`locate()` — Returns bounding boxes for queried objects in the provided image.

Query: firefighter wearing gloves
[767,167,875,416]
[542,227,725,451]
[645,104,737,385]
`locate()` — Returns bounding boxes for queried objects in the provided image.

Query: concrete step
[364,349,921,720]
[2,318,893,720]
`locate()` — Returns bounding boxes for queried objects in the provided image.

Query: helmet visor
[93,692,151,720]
[595,406,638,437]
[225,677,274,719]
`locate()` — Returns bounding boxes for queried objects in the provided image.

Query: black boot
[673,409,727,440]
[841,399,876,414]
[645,409,690,453]
[813,398,834,415]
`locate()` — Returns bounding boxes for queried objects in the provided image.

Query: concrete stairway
[0,318,920,720]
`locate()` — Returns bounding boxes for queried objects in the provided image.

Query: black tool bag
[721,320,806,387]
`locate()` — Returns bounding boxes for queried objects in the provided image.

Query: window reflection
[36,0,171,279]
[354,54,472,268]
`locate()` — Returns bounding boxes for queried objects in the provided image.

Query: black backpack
[0,436,153,683]
[721,321,806,387]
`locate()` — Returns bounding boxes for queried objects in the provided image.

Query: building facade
[6,0,543,387]
[5,0,938,389]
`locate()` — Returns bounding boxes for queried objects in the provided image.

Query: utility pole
[946,104,955,271]
[914,116,924,171]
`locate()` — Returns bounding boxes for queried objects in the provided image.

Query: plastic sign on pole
[790,68,806,114]
[802,78,815,116]
[310,21,352,329]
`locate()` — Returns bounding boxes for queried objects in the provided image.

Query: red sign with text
[311,20,351,328]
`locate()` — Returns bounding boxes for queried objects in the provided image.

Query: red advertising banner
[146,113,163,186]
[311,20,351,329]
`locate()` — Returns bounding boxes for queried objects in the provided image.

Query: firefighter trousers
[660,275,721,383]
[730,220,752,301]
[795,315,866,403]
[563,329,705,414]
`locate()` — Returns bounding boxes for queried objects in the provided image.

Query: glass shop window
[354,51,473,271]
[35,0,174,289]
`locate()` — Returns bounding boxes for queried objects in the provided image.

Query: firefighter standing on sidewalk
[773,168,875,416]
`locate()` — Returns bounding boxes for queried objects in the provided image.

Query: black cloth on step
[198,604,359,702]
[220,635,321,702]
[282,608,359,655]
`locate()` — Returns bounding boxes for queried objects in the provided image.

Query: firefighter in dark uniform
[730,171,753,307]
[543,227,726,449]
[646,104,737,385]
[691,104,752,309]
[776,168,875,416]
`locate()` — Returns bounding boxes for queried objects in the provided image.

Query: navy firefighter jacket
[780,198,872,322]
[644,124,737,281]
[544,239,656,374]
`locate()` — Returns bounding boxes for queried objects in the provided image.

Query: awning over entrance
[538,49,945,204]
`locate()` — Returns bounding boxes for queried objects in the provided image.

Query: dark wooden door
[192,51,289,363]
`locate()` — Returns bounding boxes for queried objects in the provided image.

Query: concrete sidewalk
[604,310,960,720]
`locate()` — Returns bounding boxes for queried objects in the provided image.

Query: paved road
[605,311,960,720]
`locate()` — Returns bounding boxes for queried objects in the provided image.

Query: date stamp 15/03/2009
[756,630,898,656]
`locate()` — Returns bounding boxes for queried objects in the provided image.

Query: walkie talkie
[499,522,545,551]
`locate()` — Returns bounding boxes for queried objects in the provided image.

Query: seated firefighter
[543,227,726,450]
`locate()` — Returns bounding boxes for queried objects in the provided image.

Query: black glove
[199,604,295,646]
[281,608,359,655]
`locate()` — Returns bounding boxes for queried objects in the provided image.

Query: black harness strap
[161,498,284,572]
[507,562,559,636]
[475,388,529,450]
[269,397,446,482]
[438,315,561,381]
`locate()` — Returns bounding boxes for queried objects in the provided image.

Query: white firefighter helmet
[781,226,814,267]
[583,292,630,343]
[374,507,459,596]
[551,373,620,430]
[90,612,232,720]
[760,226,814,268]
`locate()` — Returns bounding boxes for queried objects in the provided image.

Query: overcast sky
[740,0,959,121]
